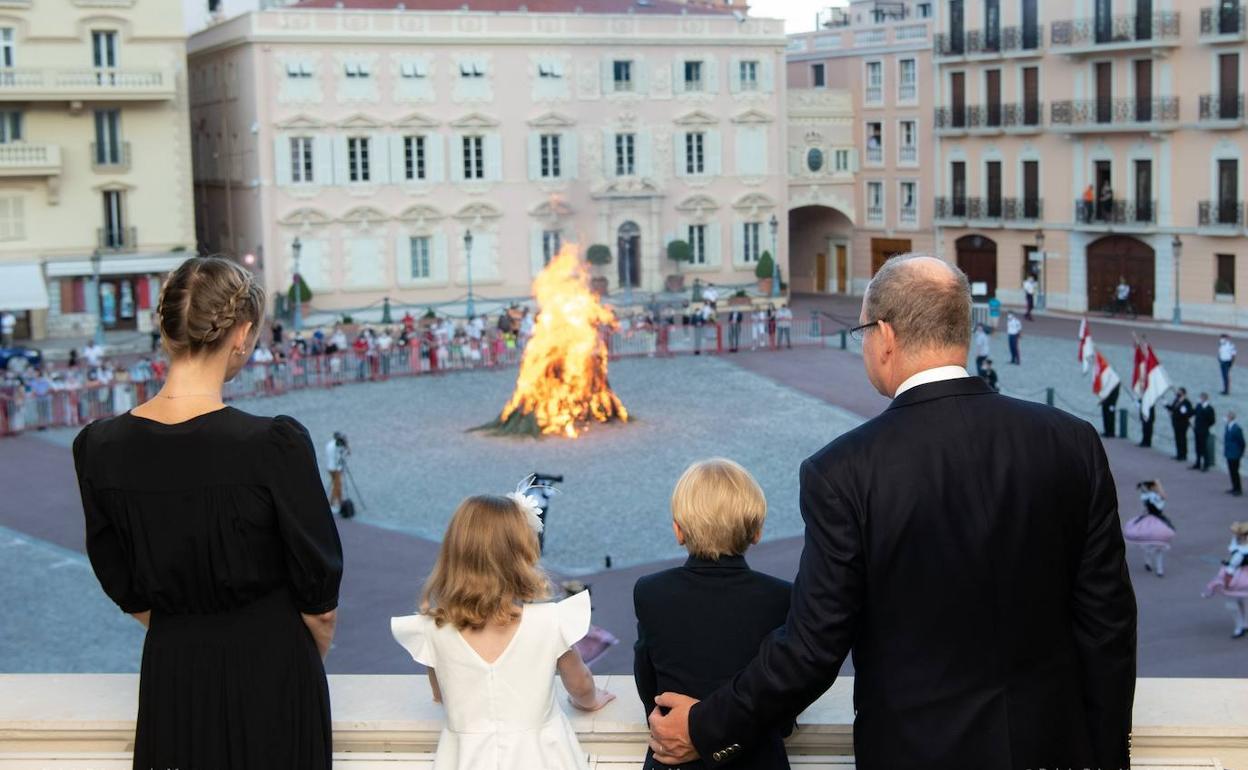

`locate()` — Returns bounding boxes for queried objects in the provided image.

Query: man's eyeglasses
[849,320,881,342]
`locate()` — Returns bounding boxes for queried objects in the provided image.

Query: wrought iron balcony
[0,142,61,177]
[0,68,175,102]
[1074,198,1158,227]
[1199,200,1246,230]
[1199,93,1246,124]
[1003,102,1045,130]
[899,205,918,225]
[1004,197,1044,222]
[1049,12,1181,52]
[1050,97,1180,131]
[89,140,131,172]
[97,226,137,252]
[1200,5,1246,39]
[866,205,884,223]
[934,25,1043,58]
[898,144,917,164]
[935,196,998,221]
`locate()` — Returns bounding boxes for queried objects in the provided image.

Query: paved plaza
[3,310,1248,676]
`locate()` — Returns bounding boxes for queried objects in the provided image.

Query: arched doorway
[1086,235,1155,316]
[788,205,854,293]
[617,221,641,288]
[956,234,998,300]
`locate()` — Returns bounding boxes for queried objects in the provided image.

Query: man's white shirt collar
[893,365,972,399]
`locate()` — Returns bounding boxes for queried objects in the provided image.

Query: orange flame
[497,244,630,438]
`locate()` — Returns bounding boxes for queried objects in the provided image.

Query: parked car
[0,346,42,373]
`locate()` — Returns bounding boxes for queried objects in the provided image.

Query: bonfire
[480,244,629,438]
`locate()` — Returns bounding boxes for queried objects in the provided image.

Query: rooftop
[287,0,735,15]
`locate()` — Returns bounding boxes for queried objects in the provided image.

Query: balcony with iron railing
[899,204,918,225]
[1003,197,1044,224]
[1050,97,1180,133]
[898,144,917,165]
[865,205,884,224]
[1074,198,1158,229]
[1049,12,1181,54]
[1198,200,1246,233]
[1200,5,1247,41]
[1198,93,1246,126]
[0,141,61,177]
[97,225,137,252]
[0,68,175,102]
[90,140,131,173]
[933,25,1044,60]
[936,103,1042,135]
[934,196,976,222]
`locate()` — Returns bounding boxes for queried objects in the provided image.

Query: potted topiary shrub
[287,274,313,321]
[728,288,751,307]
[665,239,692,293]
[586,244,612,295]
[755,251,775,295]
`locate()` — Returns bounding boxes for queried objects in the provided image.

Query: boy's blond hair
[671,458,767,560]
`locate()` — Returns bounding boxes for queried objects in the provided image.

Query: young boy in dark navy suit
[634,458,793,770]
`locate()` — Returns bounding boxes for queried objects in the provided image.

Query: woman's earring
[233,348,244,357]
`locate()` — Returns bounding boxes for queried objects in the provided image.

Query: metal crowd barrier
[1,321,832,437]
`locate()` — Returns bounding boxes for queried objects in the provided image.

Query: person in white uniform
[392,487,614,770]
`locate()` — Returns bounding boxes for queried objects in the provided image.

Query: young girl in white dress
[391,487,615,770]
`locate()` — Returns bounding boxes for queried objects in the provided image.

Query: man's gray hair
[865,254,973,352]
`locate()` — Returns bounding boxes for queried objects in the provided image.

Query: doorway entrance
[1086,235,1156,316]
[871,238,912,275]
[617,221,641,289]
[956,234,998,299]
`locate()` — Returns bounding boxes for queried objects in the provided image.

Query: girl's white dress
[390,591,592,770]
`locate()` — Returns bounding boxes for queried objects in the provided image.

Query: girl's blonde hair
[421,495,551,630]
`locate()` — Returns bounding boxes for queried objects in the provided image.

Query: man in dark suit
[1165,387,1193,462]
[1225,411,1244,496]
[1191,393,1216,471]
[649,255,1138,770]
[1101,382,1121,438]
[1139,401,1155,448]
[727,309,745,353]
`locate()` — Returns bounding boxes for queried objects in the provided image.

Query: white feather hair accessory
[507,475,556,535]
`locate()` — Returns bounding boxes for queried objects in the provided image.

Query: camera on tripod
[529,473,563,552]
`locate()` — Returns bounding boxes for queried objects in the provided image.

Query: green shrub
[586,244,612,265]
[755,251,775,280]
[287,274,313,304]
[666,239,692,263]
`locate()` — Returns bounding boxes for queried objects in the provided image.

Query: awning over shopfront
[43,252,190,278]
[0,262,49,311]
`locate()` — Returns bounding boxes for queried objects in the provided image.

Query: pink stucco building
[187,0,787,321]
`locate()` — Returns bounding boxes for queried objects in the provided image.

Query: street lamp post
[464,229,476,319]
[769,213,780,298]
[90,248,104,347]
[1172,234,1183,324]
[291,236,302,333]
[1035,229,1046,311]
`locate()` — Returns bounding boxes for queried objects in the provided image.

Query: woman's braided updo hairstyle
[157,257,265,357]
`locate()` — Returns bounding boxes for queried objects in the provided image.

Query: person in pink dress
[1122,479,1175,577]
[1201,521,1248,639]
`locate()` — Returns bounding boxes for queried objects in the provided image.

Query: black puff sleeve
[73,422,150,615]
[267,415,344,615]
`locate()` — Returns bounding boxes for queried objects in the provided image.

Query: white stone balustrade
[0,675,1244,768]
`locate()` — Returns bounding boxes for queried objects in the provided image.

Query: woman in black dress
[72,256,344,770]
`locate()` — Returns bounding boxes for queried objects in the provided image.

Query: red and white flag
[1078,318,1095,374]
[1138,344,1172,414]
[1092,351,1120,402]
[1131,340,1148,396]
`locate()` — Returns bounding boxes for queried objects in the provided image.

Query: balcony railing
[97,225,137,252]
[899,205,917,224]
[937,104,1029,132]
[1050,97,1180,130]
[1049,12,1181,50]
[1074,198,1158,226]
[865,145,883,164]
[1003,102,1045,129]
[865,85,883,104]
[1004,197,1044,222]
[899,144,917,164]
[899,82,917,101]
[935,196,973,220]
[866,205,884,223]
[89,140,131,172]
[1199,93,1246,123]
[1199,200,1246,229]
[934,25,1044,57]
[0,67,175,101]
[1200,5,1246,38]
[0,141,61,176]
